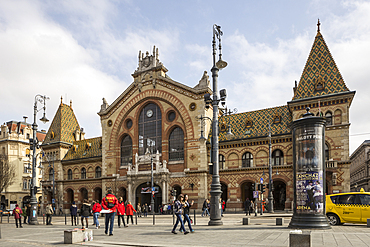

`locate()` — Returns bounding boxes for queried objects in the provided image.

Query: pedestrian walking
[244,198,251,216]
[171,194,189,234]
[59,205,63,215]
[80,199,92,229]
[92,200,102,229]
[125,201,136,225]
[137,202,142,217]
[70,201,78,226]
[201,199,210,217]
[27,203,31,224]
[143,203,148,217]
[117,197,127,228]
[45,203,54,225]
[182,194,194,233]
[22,205,28,224]
[13,204,23,228]
[102,188,118,236]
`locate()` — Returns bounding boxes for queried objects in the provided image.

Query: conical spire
[43,103,80,144]
[292,21,349,100]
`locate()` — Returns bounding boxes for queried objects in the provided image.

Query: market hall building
[40,24,355,212]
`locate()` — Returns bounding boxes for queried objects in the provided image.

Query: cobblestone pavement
[1,213,370,246]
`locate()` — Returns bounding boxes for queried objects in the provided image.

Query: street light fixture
[204,24,227,226]
[30,94,49,225]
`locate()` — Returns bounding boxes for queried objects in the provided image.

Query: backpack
[105,196,115,209]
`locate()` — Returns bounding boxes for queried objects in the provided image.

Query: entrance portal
[273,180,286,211]
[240,181,254,207]
[135,183,162,213]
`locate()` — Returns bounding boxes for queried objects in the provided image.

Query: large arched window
[169,127,184,161]
[325,143,329,161]
[67,169,72,180]
[325,111,332,126]
[121,135,132,166]
[95,166,101,178]
[219,154,225,169]
[272,149,284,165]
[48,168,53,181]
[242,152,253,167]
[138,103,162,155]
[81,168,86,179]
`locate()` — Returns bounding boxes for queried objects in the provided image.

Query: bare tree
[0,154,15,193]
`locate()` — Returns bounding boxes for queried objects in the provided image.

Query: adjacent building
[41,23,355,212]
[350,140,370,192]
[0,118,45,210]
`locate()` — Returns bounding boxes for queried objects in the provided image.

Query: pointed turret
[43,100,80,145]
[292,20,349,100]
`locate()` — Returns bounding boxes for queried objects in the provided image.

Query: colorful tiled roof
[63,137,102,161]
[43,103,80,144]
[293,30,349,100]
[211,105,292,142]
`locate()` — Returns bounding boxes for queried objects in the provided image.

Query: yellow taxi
[326,188,370,225]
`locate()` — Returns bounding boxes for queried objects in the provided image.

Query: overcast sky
[1,0,369,155]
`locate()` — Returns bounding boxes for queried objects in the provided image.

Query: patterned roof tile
[63,137,102,161]
[293,30,349,100]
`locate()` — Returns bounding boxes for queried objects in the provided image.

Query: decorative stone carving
[100,98,109,112]
[194,71,211,90]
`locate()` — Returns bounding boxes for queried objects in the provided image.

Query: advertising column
[289,108,331,229]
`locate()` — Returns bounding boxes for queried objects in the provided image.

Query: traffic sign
[260,177,264,184]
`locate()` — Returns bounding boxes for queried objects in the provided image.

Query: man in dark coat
[244,198,251,215]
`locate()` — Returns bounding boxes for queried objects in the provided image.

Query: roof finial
[317,18,321,32]
[60,96,63,105]
[70,100,72,109]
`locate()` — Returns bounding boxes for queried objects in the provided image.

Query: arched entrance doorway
[273,180,286,211]
[135,183,162,213]
[173,185,181,199]
[118,187,127,202]
[66,189,74,209]
[22,196,31,208]
[80,188,88,202]
[240,181,254,207]
[221,182,228,202]
[94,187,102,202]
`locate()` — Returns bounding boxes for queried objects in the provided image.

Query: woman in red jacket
[125,201,136,226]
[117,197,127,228]
[92,200,102,229]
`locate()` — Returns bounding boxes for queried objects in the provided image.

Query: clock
[146,109,153,118]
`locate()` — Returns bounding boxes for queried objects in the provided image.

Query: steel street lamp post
[205,24,227,226]
[30,94,49,225]
[268,120,274,213]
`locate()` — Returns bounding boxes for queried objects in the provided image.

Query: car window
[330,195,338,204]
[338,194,356,204]
[359,195,370,205]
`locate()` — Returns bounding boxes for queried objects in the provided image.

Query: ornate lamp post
[147,138,155,225]
[268,120,274,213]
[204,24,228,226]
[30,95,49,225]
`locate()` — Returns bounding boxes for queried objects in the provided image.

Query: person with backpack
[125,201,136,225]
[171,194,189,234]
[45,203,54,225]
[102,189,118,236]
[13,204,23,228]
[117,197,127,228]
[80,199,91,229]
[201,199,210,217]
[92,200,102,229]
[70,201,78,226]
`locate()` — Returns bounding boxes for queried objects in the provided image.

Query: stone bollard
[242,218,250,225]
[367,219,370,227]
[276,218,284,225]
[289,230,311,247]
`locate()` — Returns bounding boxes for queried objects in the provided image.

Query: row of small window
[219,149,285,169]
[48,167,102,181]
[299,110,341,126]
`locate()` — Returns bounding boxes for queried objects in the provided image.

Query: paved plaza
[1,213,370,246]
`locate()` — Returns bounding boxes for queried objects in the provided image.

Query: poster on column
[295,125,324,214]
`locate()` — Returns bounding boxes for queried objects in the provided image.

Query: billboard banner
[295,126,324,214]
